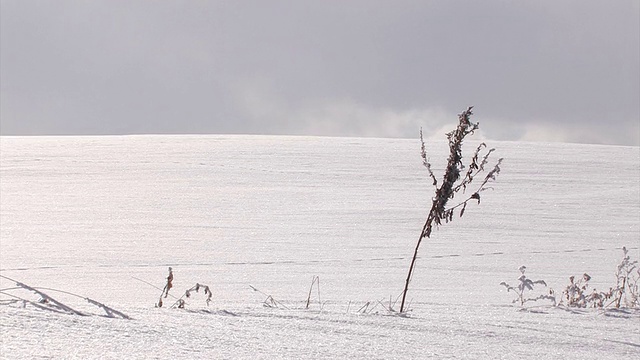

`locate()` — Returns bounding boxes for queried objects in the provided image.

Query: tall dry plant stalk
[400,107,503,313]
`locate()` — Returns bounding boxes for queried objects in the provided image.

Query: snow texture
[1,135,639,359]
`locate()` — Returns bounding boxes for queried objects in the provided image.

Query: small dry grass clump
[500,266,556,306]
[503,247,639,310]
[561,247,639,309]
[177,283,212,309]
[560,273,605,308]
[249,285,289,309]
[156,267,213,309]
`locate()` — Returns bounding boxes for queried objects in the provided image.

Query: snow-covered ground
[1,135,638,359]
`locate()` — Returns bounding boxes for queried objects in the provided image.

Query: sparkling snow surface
[1,135,639,359]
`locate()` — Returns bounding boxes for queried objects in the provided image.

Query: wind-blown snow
[1,135,639,359]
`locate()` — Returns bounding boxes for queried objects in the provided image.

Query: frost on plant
[500,266,556,306]
[510,247,639,310]
[560,247,639,309]
[611,246,639,308]
[400,107,503,313]
[559,273,603,308]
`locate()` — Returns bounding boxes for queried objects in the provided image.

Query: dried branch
[171,283,213,309]
[0,275,130,319]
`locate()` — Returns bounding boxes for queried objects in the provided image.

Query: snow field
[1,135,638,359]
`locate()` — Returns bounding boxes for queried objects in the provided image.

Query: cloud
[0,0,637,145]
[519,121,640,146]
[229,76,456,138]
[294,102,456,139]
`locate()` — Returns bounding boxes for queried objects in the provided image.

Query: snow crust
[1,135,639,359]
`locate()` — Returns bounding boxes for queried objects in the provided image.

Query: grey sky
[1,0,638,145]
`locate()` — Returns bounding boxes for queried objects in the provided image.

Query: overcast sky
[1,1,638,145]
